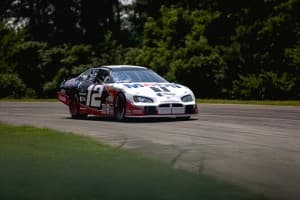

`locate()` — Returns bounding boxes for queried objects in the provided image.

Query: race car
[57,65,198,121]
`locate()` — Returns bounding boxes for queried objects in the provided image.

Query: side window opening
[95,69,110,83]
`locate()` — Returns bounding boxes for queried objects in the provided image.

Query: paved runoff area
[1,102,300,200]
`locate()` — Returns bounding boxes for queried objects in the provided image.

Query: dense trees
[0,0,299,99]
[1,0,123,44]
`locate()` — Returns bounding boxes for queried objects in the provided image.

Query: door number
[86,84,103,108]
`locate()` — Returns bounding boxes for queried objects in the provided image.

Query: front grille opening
[172,103,183,107]
[144,106,157,115]
[159,104,170,107]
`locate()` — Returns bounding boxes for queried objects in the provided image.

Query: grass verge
[198,99,300,106]
[0,123,267,200]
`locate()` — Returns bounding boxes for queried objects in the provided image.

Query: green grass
[0,123,266,200]
[198,99,300,106]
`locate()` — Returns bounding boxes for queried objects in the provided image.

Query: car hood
[113,82,194,103]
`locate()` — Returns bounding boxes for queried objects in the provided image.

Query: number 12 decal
[86,84,103,108]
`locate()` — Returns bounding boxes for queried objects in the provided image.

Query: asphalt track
[0,102,300,200]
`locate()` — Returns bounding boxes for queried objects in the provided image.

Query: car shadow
[124,117,198,123]
[64,116,197,123]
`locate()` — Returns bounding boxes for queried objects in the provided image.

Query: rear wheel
[115,93,126,121]
[69,94,86,119]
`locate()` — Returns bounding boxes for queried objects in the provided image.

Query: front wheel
[69,94,86,119]
[115,93,126,121]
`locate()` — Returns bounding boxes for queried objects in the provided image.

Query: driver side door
[79,68,109,109]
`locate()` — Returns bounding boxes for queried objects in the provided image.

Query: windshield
[111,69,167,83]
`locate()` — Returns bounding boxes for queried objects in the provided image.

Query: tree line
[0,0,299,99]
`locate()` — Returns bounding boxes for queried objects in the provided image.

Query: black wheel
[69,94,86,119]
[115,93,126,121]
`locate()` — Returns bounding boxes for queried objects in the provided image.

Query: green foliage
[132,2,300,99]
[0,23,32,98]
[0,73,26,98]
[129,7,228,97]
[0,0,300,99]
[94,31,126,65]
[233,72,296,100]
[41,44,94,97]
[4,0,123,44]
[0,23,27,73]
[13,41,47,96]
[41,34,126,97]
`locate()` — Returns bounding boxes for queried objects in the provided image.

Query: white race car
[57,65,198,121]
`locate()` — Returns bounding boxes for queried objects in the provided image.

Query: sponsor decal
[161,100,180,103]
[123,83,179,89]
[162,93,176,96]
[123,83,144,88]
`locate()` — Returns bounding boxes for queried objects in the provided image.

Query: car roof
[99,65,147,71]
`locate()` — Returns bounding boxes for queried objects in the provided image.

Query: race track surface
[1,102,300,199]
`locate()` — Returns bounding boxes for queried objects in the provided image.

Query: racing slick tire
[115,93,126,121]
[69,94,87,119]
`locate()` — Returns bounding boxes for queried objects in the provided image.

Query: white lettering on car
[86,84,103,108]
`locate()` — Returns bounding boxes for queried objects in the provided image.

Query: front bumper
[125,102,198,118]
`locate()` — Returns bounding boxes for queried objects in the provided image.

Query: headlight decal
[181,95,193,102]
[133,96,154,103]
